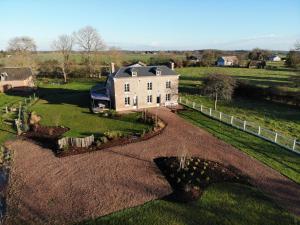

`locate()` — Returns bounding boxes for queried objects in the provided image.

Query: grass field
[31,79,150,138]
[178,108,300,184]
[78,182,299,225]
[176,66,300,140]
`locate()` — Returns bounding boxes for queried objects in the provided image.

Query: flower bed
[154,157,250,202]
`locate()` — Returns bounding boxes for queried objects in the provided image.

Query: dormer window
[131,71,137,76]
[156,70,161,76]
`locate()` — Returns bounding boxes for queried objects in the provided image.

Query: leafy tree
[248,48,270,61]
[200,50,217,66]
[203,74,236,110]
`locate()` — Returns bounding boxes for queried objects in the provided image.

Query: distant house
[268,55,281,62]
[248,60,266,69]
[0,67,34,92]
[216,56,239,66]
[91,63,179,112]
[126,61,147,67]
[186,55,201,63]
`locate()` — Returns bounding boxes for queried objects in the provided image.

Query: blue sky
[1,0,299,51]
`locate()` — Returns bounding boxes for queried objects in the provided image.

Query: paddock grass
[176,66,299,90]
[31,79,151,138]
[176,66,300,140]
[78,183,299,225]
[178,108,300,184]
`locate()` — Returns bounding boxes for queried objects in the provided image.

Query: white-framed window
[125,97,130,106]
[131,71,137,76]
[166,94,171,101]
[156,70,161,76]
[147,82,152,90]
[147,95,152,103]
[166,81,171,89]
[124,83,130,92]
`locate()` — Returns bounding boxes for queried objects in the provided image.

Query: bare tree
[6,36,37,69]
[52,34,74,82]
[7,36,37,53]
[74,26,105,75]
[203,74,236,110]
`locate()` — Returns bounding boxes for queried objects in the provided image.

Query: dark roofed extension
[113,65,176,78]
[0,67,33,81]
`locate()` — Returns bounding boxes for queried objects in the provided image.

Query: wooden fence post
[219,112,222,121]
[192,102,195,108]
[293,139,296,151]
[243,121,247,131]
[209,108,212,116]
[258,126,261,135]
[274,133,278,143]
[230,116,234,125]
[200,105,203,112]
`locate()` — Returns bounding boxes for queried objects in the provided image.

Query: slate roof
[0,67,33,81]
[113,65,177,78]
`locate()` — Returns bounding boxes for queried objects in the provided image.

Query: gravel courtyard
[5,107,300,225]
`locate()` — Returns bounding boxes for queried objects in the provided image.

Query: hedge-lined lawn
[31,80,151,137]
[78,183,299,225]
[178,108,300,184]
[0,93,27,145]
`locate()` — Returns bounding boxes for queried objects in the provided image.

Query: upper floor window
[125,96,130,106]
[156,70,161,76]
[166,81,171,89]
[124,83,130,92]
[147,82,152,90]
[147,95,152,103]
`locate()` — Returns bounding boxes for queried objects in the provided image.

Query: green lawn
[78,183,299,225]
[31,79,150,137]
[176,66,300,140]
[178,108,300,184]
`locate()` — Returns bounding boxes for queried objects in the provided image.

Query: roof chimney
[111,62,115,73]
[170,62,175,70]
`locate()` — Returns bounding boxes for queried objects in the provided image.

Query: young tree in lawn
[74,26,105,76]
[52,35,74,82]
[203,74,236,110]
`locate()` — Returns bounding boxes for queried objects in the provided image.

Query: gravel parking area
[5,107,300,224]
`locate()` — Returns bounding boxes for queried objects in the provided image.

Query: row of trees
[6,26,105,82]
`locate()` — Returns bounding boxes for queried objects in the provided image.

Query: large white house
[216,56,239,66]
[91,63,179,112]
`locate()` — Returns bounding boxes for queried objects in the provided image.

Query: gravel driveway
[5,107,300,224]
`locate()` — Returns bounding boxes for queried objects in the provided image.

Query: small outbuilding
[0,67,34,92]
[268,55,281,62]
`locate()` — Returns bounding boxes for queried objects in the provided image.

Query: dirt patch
[23,125,69,149]
[57,123,166,157]
[155,157,249,202]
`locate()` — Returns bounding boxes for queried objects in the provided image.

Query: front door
[156,95,161,106]
[133,96,138,109]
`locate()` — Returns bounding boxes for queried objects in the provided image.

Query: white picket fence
[179,97,300,155]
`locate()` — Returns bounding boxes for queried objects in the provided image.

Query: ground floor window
[125,96,130,106]
[147,95,152,103]
[166,93,171,101]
